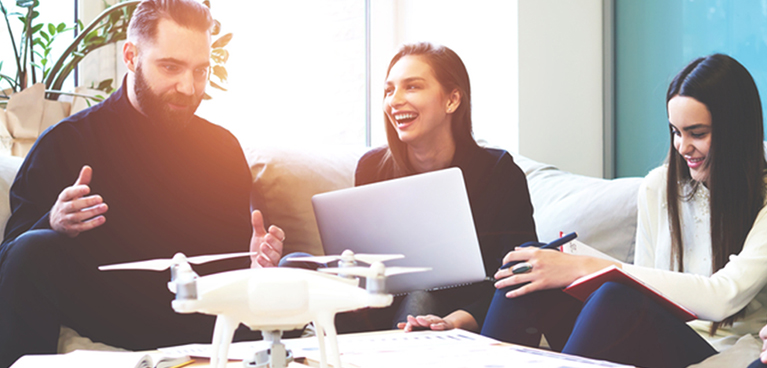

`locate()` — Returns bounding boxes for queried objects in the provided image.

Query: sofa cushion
[245,146,366,256]
[512,153,642,263]
[0,155,24,242]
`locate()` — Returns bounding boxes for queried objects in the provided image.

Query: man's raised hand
[49,165,108,237]
[250,210,284,268]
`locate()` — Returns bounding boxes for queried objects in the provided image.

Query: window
[197,1,369,148]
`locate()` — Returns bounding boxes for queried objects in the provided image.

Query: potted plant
[1,0,231,105]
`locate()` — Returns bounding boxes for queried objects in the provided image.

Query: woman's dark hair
[382,42,478,175]
[665,53,765,333]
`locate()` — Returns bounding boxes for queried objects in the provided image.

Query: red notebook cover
[563,265,698,322]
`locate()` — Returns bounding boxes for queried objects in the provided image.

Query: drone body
[171,267,393,368]
[99,251,428,368]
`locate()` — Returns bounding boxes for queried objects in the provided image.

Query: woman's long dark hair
[665,54,765,333]
[381,42,478,176]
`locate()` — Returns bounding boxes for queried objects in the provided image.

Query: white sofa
[0,145,758,366]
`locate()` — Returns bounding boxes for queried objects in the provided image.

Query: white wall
[518,0,604,177]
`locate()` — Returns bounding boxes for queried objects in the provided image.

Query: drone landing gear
[244,330,294,368]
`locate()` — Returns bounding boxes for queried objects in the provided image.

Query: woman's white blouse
[622,166,767,350]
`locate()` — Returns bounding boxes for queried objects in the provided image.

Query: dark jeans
[749,359,767,368]
[0,229,261,368]
[481,281,717,368]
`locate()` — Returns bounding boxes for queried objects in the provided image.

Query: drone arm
[313,321,328,368]
[317,313,341,368]
[210,315,238,368]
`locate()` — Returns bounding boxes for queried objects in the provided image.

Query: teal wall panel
[615,0,767,177]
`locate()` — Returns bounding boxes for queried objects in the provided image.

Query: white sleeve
[633,169,660,268]
[623,205,767,321]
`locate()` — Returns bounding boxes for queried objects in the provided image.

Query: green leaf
[31,23,42,33]
[40,58,47,66]
[212,65,228,82]
[211,49,229,64]
[77,19,84,31]
[209,80,227,92]
[73,51,85,58]
[57,22,66,33]
[86,36,105,45]
[211,33,232,49]
[31,10,38,19]
[47,23,55,35]
[96,78,113,92]
[40,30,49,42]
[84,30,98,43]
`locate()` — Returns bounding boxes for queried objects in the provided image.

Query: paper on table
[10,350,190,368]
[316,330,634,368]
[159,329,498,361]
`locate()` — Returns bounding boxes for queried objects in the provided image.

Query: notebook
[312,167,486,294]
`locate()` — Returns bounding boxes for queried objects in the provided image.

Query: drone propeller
[286,249,404,265]
[319,264,431,278]
[98,251,257,272]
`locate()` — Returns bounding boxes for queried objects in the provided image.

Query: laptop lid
[311,167,486,294]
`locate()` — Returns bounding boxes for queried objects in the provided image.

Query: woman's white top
[622,166,767,351]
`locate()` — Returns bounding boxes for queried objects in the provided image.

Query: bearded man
[0,1,283,366]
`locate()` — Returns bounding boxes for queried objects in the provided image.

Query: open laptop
[311,167,486,294]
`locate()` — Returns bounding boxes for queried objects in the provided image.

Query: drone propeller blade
[284,255,342,264]
[383,266,431,276]
[353,253,405,264]
[318,266,374,278]
[319,265,430,278]
[99,251,257,272]
[187,252,257,265]
[287,253,405,265]
[99,259,174,272]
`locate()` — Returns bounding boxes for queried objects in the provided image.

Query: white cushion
[512,153,642,263]
[0,155,23,242]
[245,145,367,256]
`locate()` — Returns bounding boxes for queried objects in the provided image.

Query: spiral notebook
[312,167,486,294]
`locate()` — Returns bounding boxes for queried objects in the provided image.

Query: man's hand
[49,165,108,237]
[249,210,284,268]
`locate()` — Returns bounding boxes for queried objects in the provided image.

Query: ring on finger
[511,262,533,274]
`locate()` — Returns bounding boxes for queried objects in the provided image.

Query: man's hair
[127,0,213,43]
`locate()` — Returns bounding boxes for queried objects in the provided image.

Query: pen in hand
[499,232,578,273]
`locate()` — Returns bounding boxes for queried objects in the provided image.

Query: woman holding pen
[481,54,767,368]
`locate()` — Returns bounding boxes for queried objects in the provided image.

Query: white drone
[99,250,429,368]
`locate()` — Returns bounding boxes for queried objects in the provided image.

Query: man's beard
[134,64,203,130]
